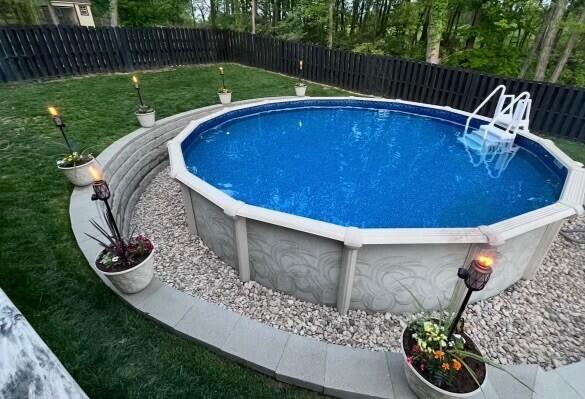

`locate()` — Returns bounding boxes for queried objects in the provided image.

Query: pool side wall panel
[350,243,470,313]
[247,220,343,306]
[191,191,238,268]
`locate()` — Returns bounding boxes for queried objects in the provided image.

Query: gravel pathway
[131,167,585,369]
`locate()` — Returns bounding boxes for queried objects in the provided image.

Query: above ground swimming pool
[181,102,563,229]
[168,97,585,314]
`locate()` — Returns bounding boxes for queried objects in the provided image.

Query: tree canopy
[185,0,585,86]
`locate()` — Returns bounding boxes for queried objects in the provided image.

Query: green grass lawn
[1,64,584,398]
[0,64,345,399]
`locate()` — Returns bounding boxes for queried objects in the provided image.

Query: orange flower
[441,362,450,371]
[433,350,444,360]
[452,359,462,371]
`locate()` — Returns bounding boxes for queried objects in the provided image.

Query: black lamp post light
[89,165,124,247]
[48,106,74,153]
[295,59,307,96]
[447,254,494,340]
[298,60,303,83]
[219,67,226,91]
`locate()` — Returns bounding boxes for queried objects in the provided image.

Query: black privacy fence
[1,26,584,141]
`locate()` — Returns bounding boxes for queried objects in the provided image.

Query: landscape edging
[69,98,584,399]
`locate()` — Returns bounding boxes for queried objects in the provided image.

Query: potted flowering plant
[295,60,307,97]
[48,106,97,186]
[57,151,97,187]
[217,66,232,104]
[401,255,532,399]
[295,78,307,97]
[87,208,155,294]
[131,75,156,127]
[402,318,488,398]
[135,104,156,128]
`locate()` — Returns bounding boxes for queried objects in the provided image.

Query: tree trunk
[519,11,549,78]
[550,6,585,83]
[328,0,334,48]
[251,0,256,33]
[465,3,482,49]
[426,0,447,64]
[210,0,217,27]
[110,0,118,27]
[272,0,279,27]
[190,0,197,25]
[350,0,360,34]
[534,0,568,81]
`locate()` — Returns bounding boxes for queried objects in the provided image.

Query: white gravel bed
[131,167,585,369]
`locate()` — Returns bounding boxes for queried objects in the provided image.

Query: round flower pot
[57,157,98,187]
[295,85,307,97]
[96,248,155,294]
[401,327,488,399]
[136,111,156,128]
[218,91,232,104]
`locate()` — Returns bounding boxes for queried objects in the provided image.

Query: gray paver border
[69,98,585,399]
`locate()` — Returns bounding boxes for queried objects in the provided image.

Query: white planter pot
[401,328,487,399]
[136,111,156,128]
[295,85,307,97]
[97,248,155,294]
[57,157,98,187]
[218,91,232,104]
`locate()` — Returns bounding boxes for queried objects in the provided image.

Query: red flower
[407,356,413,364]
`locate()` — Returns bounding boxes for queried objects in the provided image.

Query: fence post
[463,72,480,112]
[116,27,133,72]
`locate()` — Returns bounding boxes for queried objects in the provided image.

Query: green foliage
[57,151,93,168]
[0,0,38,25]
[59,0,192,26]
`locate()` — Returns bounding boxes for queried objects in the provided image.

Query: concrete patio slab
[175,298,241,352]
[138,283,194,326]
[222,317,290,376]
[276,334,327,392]
[385,353,416,399]
[556,362,585,397]
[324,344,393,399]
[489,364,538,399]
[120,277,164,308]
[533,368,583,399]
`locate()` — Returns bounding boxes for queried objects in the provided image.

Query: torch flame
[219,67,224,74]
[48,106,59,117]
[476,255,494,269]
[132,75,139,84]
[88,165,102,182]
[299,60,303,70]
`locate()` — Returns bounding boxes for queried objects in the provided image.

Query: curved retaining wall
[168,97,585,315]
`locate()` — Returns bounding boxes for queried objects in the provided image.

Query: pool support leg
[337,227,363,315]
[223,201,250,282]
[180,182,198,235]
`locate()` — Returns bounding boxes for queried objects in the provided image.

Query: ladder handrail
[463,84,507,136]
[481,91,531,145]
[489,91,531,133]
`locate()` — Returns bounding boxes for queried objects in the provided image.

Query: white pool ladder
[458,85,531,155]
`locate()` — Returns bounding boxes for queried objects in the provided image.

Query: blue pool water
[182,101,564,228]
